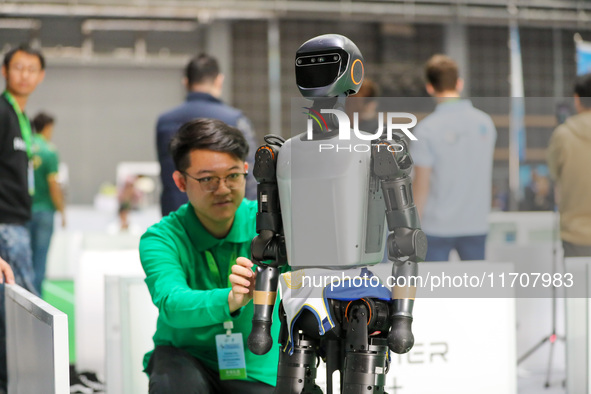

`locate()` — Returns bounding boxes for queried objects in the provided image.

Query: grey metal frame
[5,284,69,394]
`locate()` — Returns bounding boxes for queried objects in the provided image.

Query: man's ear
[425,83,435,96]
[37,69,45,85]
[456,78,464,94]
[574,94,583,114]
[215,73,225,90]
[364,100,378,115]
[173,171,187,193]
[1,65,7,80]
[182,77,189,90]
[244,161,249,173]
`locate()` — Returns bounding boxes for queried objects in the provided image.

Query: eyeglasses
[9,64,41,75]
[182,171,248,193]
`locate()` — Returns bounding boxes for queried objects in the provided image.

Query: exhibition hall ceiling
[0,0,591,27]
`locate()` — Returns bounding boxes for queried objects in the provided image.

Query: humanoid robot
[247,34,427,394]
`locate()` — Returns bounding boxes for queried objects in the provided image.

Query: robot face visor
[295,49,349,89]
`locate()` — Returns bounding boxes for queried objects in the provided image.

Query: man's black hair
[574,73,591,108]
[170,118,249,172]
[3,44,45,70]
[185,54,219,86]
[32,112,55,133]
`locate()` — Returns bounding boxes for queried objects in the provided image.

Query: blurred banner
[509,22,526,210]
[575,35,591,75]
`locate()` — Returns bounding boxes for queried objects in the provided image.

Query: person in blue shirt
[410,54,497,261]
[156,54,257,216]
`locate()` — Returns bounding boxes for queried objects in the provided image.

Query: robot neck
[306,95,347,139]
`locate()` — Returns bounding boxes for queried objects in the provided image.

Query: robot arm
[248,136,288,355]
[372,135,427,354]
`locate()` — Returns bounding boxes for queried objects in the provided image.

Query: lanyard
[3,91,32,159]
[205,245,238,289]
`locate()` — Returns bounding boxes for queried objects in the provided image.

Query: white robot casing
[276,131,387,269]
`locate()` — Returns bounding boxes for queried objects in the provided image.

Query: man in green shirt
[27,112,66,295]
[140,118,278,393]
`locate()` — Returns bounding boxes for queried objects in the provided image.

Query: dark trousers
[26,210,55,295]
[563,240,591,258]
[0,224,38,391]
[146,345,275,394]
[425,234,487,261]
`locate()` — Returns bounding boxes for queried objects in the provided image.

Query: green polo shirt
[31,134,59,212]
[139,199,281,386]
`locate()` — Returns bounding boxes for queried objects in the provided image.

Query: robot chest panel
[276,136,385,268]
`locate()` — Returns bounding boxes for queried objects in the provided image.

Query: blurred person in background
[345,77,381,132]
[410,54,497,261]
[0,43,45,392]
[547,73,591,257]
[156,53,257,217]
[519,168,555,211]
[117,175,142,231]
[118,175,157,232]
[27,112,66,295]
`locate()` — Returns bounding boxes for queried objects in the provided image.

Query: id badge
[28,161,35,195]
[215,332,247,380]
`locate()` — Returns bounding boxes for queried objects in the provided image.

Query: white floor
[310,366,567,394]
[519,368,566,394]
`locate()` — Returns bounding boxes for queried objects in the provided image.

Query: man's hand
[228,257,257,313]
[0,257,15,285]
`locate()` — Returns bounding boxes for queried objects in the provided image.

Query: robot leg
[342,302,389,394]
[275,308,323,394]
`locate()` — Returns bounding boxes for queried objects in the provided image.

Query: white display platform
[387,297,516,393]
[105,275,157,394]
[5,284,69,394]
[311,262,517,393]
[488,211,557,245]
[565,257,591,394]
[46,231,141,279]
[45,230,84,279]
[75,249,145,378]
[314,298,517,393]
[45,204,159,279]
[486,242,565,373]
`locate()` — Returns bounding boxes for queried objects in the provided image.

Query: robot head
[295,34,364,98]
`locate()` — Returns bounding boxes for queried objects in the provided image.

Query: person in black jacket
[156,54,258,216]
[0,43,45,392]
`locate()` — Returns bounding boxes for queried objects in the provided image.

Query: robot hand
[248,264,280,355]
[390,315,414,354]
